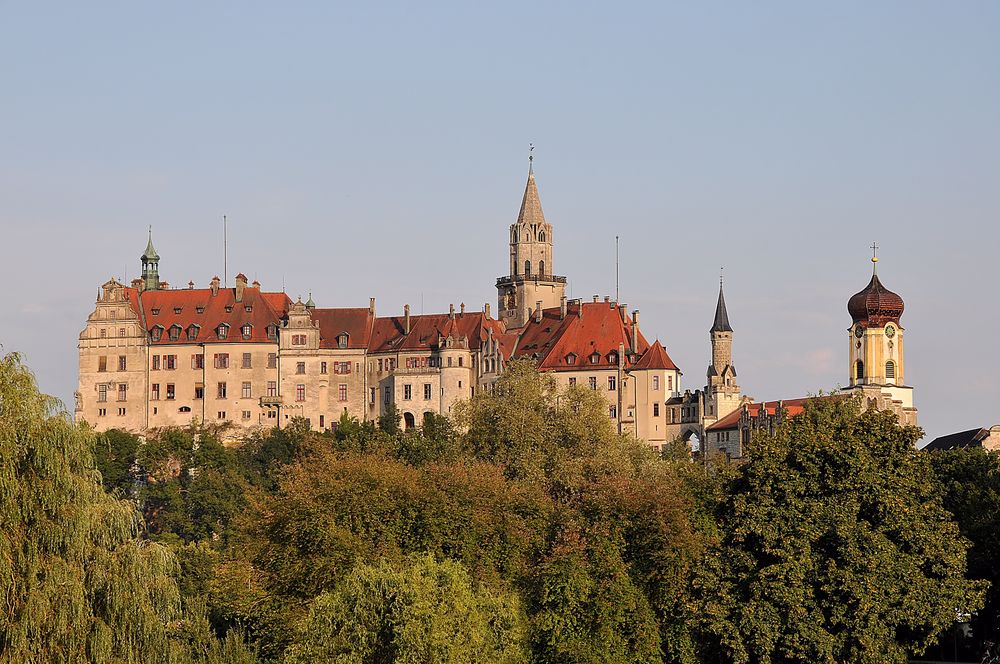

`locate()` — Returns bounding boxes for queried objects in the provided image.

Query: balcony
[496,274,567,286]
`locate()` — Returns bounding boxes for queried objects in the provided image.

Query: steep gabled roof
[630,339,679,371]
[138,286,284,345]
[711,284,733,333]
[310,308,375,349]
[368,312,495,354]
[516,170,546,226]
[924,428,991,451]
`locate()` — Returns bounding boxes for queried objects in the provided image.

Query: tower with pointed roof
[705,276,742,424]
[496,154,566,329]
[140,229,161,291]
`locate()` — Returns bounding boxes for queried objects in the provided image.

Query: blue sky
[1,2,998,442]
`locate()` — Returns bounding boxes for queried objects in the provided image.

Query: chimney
[449,303,455,319]
[460,302,465,317]
[593,295,599,303]
[252,279,260,289]
[235,273,248,302]
[560,295,567,320]
[577,299,583,318]
[535,300,543,323]
[631,310,639,352]
[369,297,376,316]
[188,280,194,290]
[210,276,220,296]
[604,295,610,304]
[484,302,491,318]
[404,304,411,334]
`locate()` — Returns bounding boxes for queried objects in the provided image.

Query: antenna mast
[223,215,228,287]
[615,235,620,303]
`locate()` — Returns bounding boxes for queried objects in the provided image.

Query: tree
[284,554,527,663]
[0,353,255,663]
[696,397,985,663]
[92,428,140,495]
[379,403,402,435]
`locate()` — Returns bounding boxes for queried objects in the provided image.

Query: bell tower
[496,150,566,328]
[140,228,160,291]
[706,274,741,420]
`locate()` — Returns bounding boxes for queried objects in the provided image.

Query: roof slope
[711,284,733,332]
[310,308,375,349]
[138,286,285,345]
[631,340,679,371]
[923,428,989,451]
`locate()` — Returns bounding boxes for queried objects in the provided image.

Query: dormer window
[266,325,277,340]
[590,352,600,364]
[225,305,233,313]
[151,308,160,316]
[168,325,181,341]
[217,324,229,340]
[245,305,252,312]
[173,307,182,314]
[565,353,577,365]
[338,333,349,349]
[196,306,205,314]
[150,326,163,342]
[187,325,200,341]
[608,351,618,364]
[241,324,252,340]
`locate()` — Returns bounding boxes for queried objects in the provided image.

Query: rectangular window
[166,384,175,400]
[195,385,204,400]
[267,353,277,369]
[589,377,597,390]
[448,357,453,368]
[192,354,204,370]
[242,353,252,369]
[384,386,391,404]
[165,355,176,370]
[652,375,660,391]
[118,356,127,372]
[217,411,226,419]
[568,377,576,387]
[370,387,376,404]
[320,361,328,374]
[98,408,106,417]
[119,328,126,338]
[338,384,348,402]
[98,384,108,402]
[668,375,673,391]
[100,328,107,338]
[118,407,126,416]
[609,405,617,419]
[292,334,306,345]
[403,384,412,400]
[151,355,159,371]
[267,381,277,397]
[334,361,351,374]
[151,384,160,400]
[242,382,252,398]
[296,384,306,402]
[319,415,325,428]
[214,353,229,369]
[217,382,227,399]
[378,359,384,372]
[296,362,305,375]
[242,410,251,420]
[98,355,107,372]
[653,402,660,417]
[458,356,464,367]
[117,384,127,401]
[424,383,431,400]
[608,376,616,391]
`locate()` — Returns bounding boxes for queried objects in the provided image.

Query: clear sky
[1,2,997,443]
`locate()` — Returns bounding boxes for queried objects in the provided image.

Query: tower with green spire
[141,228,160,291]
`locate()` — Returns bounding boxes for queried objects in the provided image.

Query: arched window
[539,231,546,242]
[885,360,896,380]
[539,260,545,277]
[855,360,864,383]
[524,260,531,277]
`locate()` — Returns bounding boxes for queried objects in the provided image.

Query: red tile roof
[368,312,497,354]
[705,397,816,431]
[310,308,375,349]
[630,340,679,371]
[138,286,285,345]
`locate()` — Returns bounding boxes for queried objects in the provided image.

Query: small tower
[845,245,916,425]
[706,275,741,421]
[140,228,160,291]
[496,150,567,329]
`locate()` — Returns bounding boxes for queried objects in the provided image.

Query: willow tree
[0,353,253,663]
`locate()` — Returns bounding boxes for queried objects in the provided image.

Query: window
[98,408,106,417]
[196,306,205,314]
[151,384,160,400]
[404,384,412,400]
[609,351,618,365]
[195,385,204,400]
[539,260,545,276]
[424,383,431,400]
[320,362,328,374]
[292,334,306,346]
[242,411,251,420]
[338,334,348,349]
[108,309,117,320]
[217,382,227,399]
[214,353,229,369]
[653,402,660,417]
[885,360,896,380]
[609,405,617,419]
[192,354,204,370]
[378,359,384,372]
[119,328,126,338]
[668,375,673,391]
[319,415,325,428]
[150,327,161,341]
[217,411,226,419]
[338,384,348,402]
[458,357,464,367]
[118,408,126,416]
[384,386,391,404]
[855,360,865,382]
[370,387,377,405]
[118,356,127,371]
[266,325,277,340]
[241,324,252,339]
[652,375,660,391]
[589,377,597,390]
[166,384,175,400]
[168,325,181,341]
[217,324,229,340]
[267,353,277,369]
[225,306,233,313]
[173,307,181,315]
[242,353,252,369]
[242,382,251,398]
[151,308,160,316]
[98,356,107,372]
[569,377,577,387]
[296,362,306,375]
[245,305,252,312]
[334,362,351,374]
[296,384,305,402]
[267,381,277,397]
[117,384,127,401]
[608,376,616,391]
[524,260,531,276]
[565,353,576,366]
[165,355,176,370]
[98,384,108,402]
[590,352,600,365]
[100,328,107,338]
[187,325,199,341]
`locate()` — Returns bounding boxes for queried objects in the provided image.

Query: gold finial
[871,241,879,274]
[528,143,534,174]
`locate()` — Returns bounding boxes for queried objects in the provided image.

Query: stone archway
[403,412,416,429]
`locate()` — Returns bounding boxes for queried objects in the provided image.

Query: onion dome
[848,273,904,326]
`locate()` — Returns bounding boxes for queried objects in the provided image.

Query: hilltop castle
[76,162,916,451]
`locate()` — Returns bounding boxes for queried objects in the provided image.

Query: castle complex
[76,162,917,452]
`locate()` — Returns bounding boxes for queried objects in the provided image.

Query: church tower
[706,276,741,420]
[496,153,566,329]
[140,229,161,291]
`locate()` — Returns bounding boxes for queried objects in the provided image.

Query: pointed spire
[711,271,733,333]
[305,292,316,309]
[142,226,159,261]
[516,150,546,226]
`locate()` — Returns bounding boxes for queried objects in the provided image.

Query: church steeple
[708,273,738,399]
[711,277,733,333]
[140,228,161,291]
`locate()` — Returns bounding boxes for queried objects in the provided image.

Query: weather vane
[871,241,879,273]
[528,143,534,173]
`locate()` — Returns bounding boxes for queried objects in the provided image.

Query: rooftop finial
[871,241,879,274]
[528,143,534,175]
[720,266,724,289]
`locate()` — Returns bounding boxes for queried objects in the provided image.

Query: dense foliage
[2,353,991,662]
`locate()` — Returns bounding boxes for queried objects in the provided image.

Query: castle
[76,161,916,452]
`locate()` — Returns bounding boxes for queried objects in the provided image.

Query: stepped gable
[631,340,679,371]
[138,285,285,345]
[512,301,650,371]
[310,308,375,349]
[368,311,494,353]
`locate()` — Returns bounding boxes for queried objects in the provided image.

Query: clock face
[854,326,864,339]
[885,324,896,338]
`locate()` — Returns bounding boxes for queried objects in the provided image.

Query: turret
[140,228,161,291]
